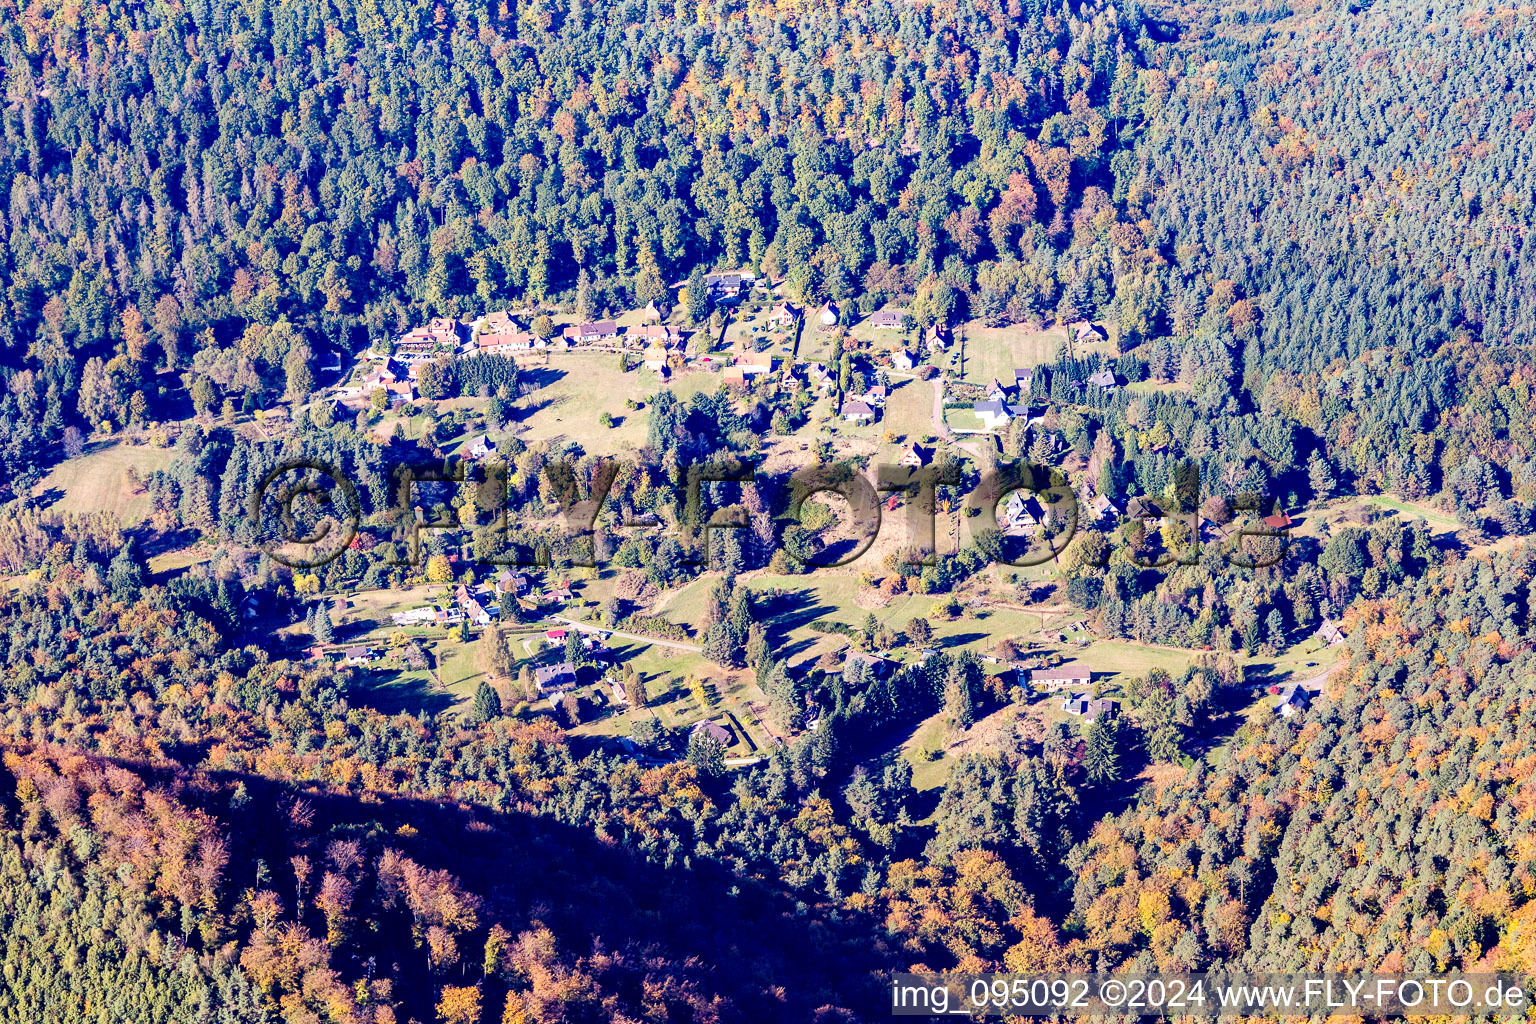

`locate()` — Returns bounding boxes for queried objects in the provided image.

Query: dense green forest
[3,0,1536,1018]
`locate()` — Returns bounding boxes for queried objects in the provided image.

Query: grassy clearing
[1363,494,1460,530]
[34,442,177,525]
[881,379,936,444]
[944,408,989,433]
[956,322,1066,385]
[514,352,716,450]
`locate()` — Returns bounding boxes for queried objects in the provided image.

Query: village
[251,265,1365,785]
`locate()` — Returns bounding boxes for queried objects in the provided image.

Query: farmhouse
[869,310,904,330]
[1030,663,1093,692]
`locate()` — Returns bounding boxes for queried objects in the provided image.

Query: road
[547,614,703,652]
[1291,661,1339,694]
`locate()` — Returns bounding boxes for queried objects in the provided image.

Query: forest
[2,0,1536,1019]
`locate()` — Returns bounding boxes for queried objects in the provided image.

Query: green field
[33,441,177,525]
[880,379,935,443]
[956,321,1067,385]
[514,352,715,449]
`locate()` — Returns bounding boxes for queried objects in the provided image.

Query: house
[545,584,573,603]
[722,367,748,387]
[644,300,667,321]
[480,310,520,337]
[974,399,1020,429]
[642,344,671,371]
[859,385,887,407]
[869,310,904,330]
[1125,497,1164,526]
[840,399,876,423]
[898,444,928,468]
[628,323,684,346]
[1029,663,1093,692]
[1074,321,1108,342]
[534,662,579,697]
[842,650,892,681]
[1276,683,1310,718]
[1088,368,1118,394]
[389,607,436,627]
[807,363,835,391]
[819,302,840,327]
[496,569,530,595]
[985,378,1010,403]
[343,646,375,666]
[610,680,628,705]
[477,331,539,354]
[1314,619,1346,647]
[456,585,492,626]
[893,348,916,371]
[925,323,950,351]
[565,321,620,344]
[1003,492,1049,532]
[545,629,568,642]
[1061,692,1117,721]
[1087,493,1120,524]
[766,302,798,328]
[461,434,496,461]
[1262,511,1294,531]
[705,272,751,302]
[1014,367,1034,391]
[692,719,733,745]
[735,352,774,376]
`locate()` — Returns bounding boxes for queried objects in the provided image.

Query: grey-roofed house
[974,399,1019,429]
[841,399,876,423]
[1061,693,1117,721]
[869,310,905,330]
[534,662,579,696]
[1276,683,1311,718]
[692,719,732,745]
[1029,663,1093,692]
[843,650,893,681]
[1088,368,1118,393]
